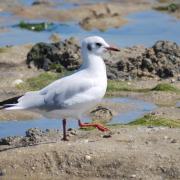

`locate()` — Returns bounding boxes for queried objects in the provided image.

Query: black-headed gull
[3,36,120,140]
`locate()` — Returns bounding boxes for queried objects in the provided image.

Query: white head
[81,36,119,56]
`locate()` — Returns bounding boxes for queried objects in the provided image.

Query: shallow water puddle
[0,10,180,47]
[0,97,157,138]
[106,97,157,124]
[176,101,180,108]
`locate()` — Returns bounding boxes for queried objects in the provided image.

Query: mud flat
[0,127,179,179]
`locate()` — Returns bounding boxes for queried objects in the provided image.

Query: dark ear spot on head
[87,43,92,51]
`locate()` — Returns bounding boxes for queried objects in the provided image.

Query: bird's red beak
[105,46,120,52]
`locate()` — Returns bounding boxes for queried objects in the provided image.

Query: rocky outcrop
[106,41,180,79]
[27,40,180,79]
[79,6,127,31]
[26,37,81,72]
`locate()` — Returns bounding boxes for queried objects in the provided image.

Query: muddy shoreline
[0,127,180,179]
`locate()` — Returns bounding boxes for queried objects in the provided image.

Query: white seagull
[3,36,120,140]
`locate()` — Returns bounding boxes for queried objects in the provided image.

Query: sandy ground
[0,127,180,179]
[0,44,42,101]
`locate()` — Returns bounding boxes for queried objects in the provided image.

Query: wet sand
[0,127,179,179]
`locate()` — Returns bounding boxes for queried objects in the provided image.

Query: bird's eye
[96,43,102,47]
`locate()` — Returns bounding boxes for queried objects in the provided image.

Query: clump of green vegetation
[79,126,95,131]
[151,83,179,92]
[0,47,8,53]
[154,3,179,12]
[49,63,65,73]
[18,21,54,31]
[128,114,180,128]
[107,80,149,94]
[107,80,132,92]
[16,72,60,91]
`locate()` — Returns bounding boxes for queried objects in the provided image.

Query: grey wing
[5,72,94,109]
[43,75,95,109]
[5,91,45,110]
[7,71,95,110]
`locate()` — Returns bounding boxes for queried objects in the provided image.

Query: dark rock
[32,0,50,6]
[26,38,81,71]
[0,169,6,176]
[170,139,177,143]
[0,128,62,149]
[141,58,153,71]
[105,40,180,79]
[103,134,112,138]
[90,106,113,123]
[27,39,180,79]
[0,136,21,145]
[156,67,174,78]
[153,40,180,57]
[26,128,44,138]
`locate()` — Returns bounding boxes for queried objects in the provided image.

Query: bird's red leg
[78,119,109,132]
[62,119,68,141]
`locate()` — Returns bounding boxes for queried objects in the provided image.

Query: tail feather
[0,96,22,110]
[0,95,22,106]
[5,105,25,110]
[0,91,44,110]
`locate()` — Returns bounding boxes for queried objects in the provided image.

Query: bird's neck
[81,51,106,76]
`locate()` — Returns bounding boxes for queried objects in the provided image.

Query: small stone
[130,174,136,178]
[170,139,177,143]
[0,169,6,176]
[12,164,18,169]
[170,78,175,83]
[84,139,89,143]
[85,155,91,161]
[12,79,23,86]
[164,136,168,140]
[67,128,77,135]
[103,134,112,138]
[147,125,154,128]
[177,76,180,81]
[90,106,113,123]
[49,33,61,43]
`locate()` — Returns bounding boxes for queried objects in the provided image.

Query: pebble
[12,79,23,86]
[177,76,180,81]
[85,155,91,161]
[0,169,6,176]
[67,128,77,136]
[49,33,61,43]
[83,139,89,143]
[103,134,112,138]
[130,174,136,178]
[147,125,154,129]
[170,78,175,83]
[170,139,177,143]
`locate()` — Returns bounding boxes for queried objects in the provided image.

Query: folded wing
[5,72,95,110]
